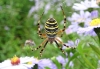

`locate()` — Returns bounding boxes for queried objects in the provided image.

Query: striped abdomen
[45,18,58,38]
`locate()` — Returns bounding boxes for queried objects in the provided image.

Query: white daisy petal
[73,0,99,11]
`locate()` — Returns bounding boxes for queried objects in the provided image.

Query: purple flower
[56,55,74,69]
[63,39,80,49]
[77,18,100,36]
[67,11,92,33]
[77,27,97,36]
[68,11,91,27]
[56,56,66,65]
[56,56,67,69]
[0,57,57,69]
[65,24,80,34]
[72,0,99,11]
[38,59,57,69]
[91,10,98,19]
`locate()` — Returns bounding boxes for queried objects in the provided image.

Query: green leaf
[76,42,95,69]
[77,40,85,54]
[89,43,100,56]
[90,36,100,46]
[82,55,95,69]
[78,51,95,69]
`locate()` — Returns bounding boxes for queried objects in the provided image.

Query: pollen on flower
[11,55,20,65]
[27,61,32,64]
[90,18,100,26]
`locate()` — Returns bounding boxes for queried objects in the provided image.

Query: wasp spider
[32,6,75,57]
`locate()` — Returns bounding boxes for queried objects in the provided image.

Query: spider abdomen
[45,18,58,38]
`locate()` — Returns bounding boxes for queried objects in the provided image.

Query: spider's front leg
[37,11,47,39]
[58,6,66,37]
[60,6,66,32]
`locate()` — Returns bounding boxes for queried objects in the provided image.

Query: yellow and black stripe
[45,18,58,37]
[60,6,66,32]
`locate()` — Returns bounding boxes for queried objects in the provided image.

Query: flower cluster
[0,55,75,69]
[66,0,100,37]
[0,56,57,69]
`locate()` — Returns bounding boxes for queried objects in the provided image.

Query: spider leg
[39,33,47,39]
[31,38,48,51]
[40,40,48,57]
[60,6,66,32]
[37,11,47,39]
[54,40,66,55]
[59,6,66,37]
[57,30,64,37]
[55,37,68,47]
[55,37,76,49]
[63,44,76,49]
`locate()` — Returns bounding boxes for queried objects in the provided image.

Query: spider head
[47,18,56,23]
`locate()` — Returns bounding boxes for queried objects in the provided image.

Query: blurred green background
[0,0,36,61]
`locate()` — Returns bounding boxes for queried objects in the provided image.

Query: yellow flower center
[27,61,32,64]
[90,18,100,26]
[11,55,20,65]
[12,56,18,62]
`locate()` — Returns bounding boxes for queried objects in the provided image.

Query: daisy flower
[65,24,81,34]
[56,54,75,69]
[37,59,57,69]
[77,26,96,36]
[67,11,92,33]
[72,0,99,11]
[62,39,80,50]
[56,55,66,69]
[77,18,100,37]
[68,11,91,27]
[0,56,37,69]
[90,10,98,19]
[0,56,57,69]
